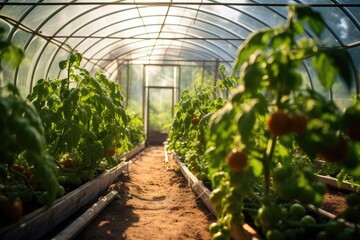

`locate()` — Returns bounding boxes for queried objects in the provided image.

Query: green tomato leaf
[296,6,325,37]
[322,48,353,91]
[85,142,103,168]
[232,29,273,74]
[1,45,24,68]
[249,158,263,178]
[65,122,82,152]
[242,63,263,93]
[59,60,68,70]
[237,110,255,145]
[270,30,293,50]
[312,52,337,90]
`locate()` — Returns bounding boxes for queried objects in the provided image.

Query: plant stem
[9,167,31,188]
[249,190,263,202]
[263,135,277,204]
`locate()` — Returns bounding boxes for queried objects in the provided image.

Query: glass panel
[22,5,61,31]
[0,4,33,21]
[180,65,200,91]
[315,7,360,45]
[81,39,118,57]
[17,36,45,96]
[93,18,144,37]
[71,7,139,36]
[145,65,179,87]
[48,49,70,79]
[147,87,173,144]
[53,5,108,36]
[128,64,144,116]
[33,44,58,82]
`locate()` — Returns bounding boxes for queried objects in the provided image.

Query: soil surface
[77,146,216,240]
[322,187,348,215]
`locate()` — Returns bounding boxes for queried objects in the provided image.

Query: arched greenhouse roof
[0,0,359,97]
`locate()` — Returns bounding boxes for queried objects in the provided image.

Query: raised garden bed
[163,144,358,240]
[317,174,359,192]
[0,143,145,240]
[313,159,360,192]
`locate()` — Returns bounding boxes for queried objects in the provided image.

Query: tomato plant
[0,30,59,214]
[126,111,145,147]
[0,29,60,222]
[203,6,360,240]
[27,51,133,184]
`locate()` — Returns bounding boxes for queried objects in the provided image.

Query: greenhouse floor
[77,146,215,240]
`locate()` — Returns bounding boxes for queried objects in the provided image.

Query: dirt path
[77,146,216,240]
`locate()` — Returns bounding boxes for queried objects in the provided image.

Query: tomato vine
[202,6,359,240]
[0,30,59,222]
[27,51,133,185]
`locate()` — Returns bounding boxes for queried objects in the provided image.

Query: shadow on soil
[76,173,140,240]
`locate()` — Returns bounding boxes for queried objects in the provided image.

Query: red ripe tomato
[11,164,32,180]
[227,150,248,172]
[108,148,116,157]
[191,117,200,125]
[0,195,23,222]
[266,110,292,136]
[290,114,308,135]
[62,159,72,168]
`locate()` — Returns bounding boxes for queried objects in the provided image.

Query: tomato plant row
[167,6,360,240]
[1,41,144,226]
[167,83,225,181]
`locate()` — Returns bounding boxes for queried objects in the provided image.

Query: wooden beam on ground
[52,190,119,240]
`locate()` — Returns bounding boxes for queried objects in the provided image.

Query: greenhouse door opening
[144,65,179,145]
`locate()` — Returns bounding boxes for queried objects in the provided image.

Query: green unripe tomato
[316,231,327,240]
[257,205,283,231]
[57,185,65,198]
[209,222,221,235]
[212,231,228,240]
[289,203,306,218]
[300,215,316,226]
[210,188,226,206]
[266,229,285,240]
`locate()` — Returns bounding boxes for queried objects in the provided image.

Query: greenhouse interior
[1,1,360,240]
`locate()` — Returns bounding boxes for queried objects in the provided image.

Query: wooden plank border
[317,174,359,192]
[51,190,119,240]
[0,143,145,240]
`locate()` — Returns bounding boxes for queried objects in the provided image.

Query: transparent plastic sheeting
[0,0,359,100]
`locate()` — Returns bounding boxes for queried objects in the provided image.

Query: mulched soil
[321,186,348,215]
[77,146,216,240]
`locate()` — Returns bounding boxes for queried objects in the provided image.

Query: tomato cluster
[266,110,308,136]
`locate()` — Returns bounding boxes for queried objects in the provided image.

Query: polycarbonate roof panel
[0,0,359,95]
